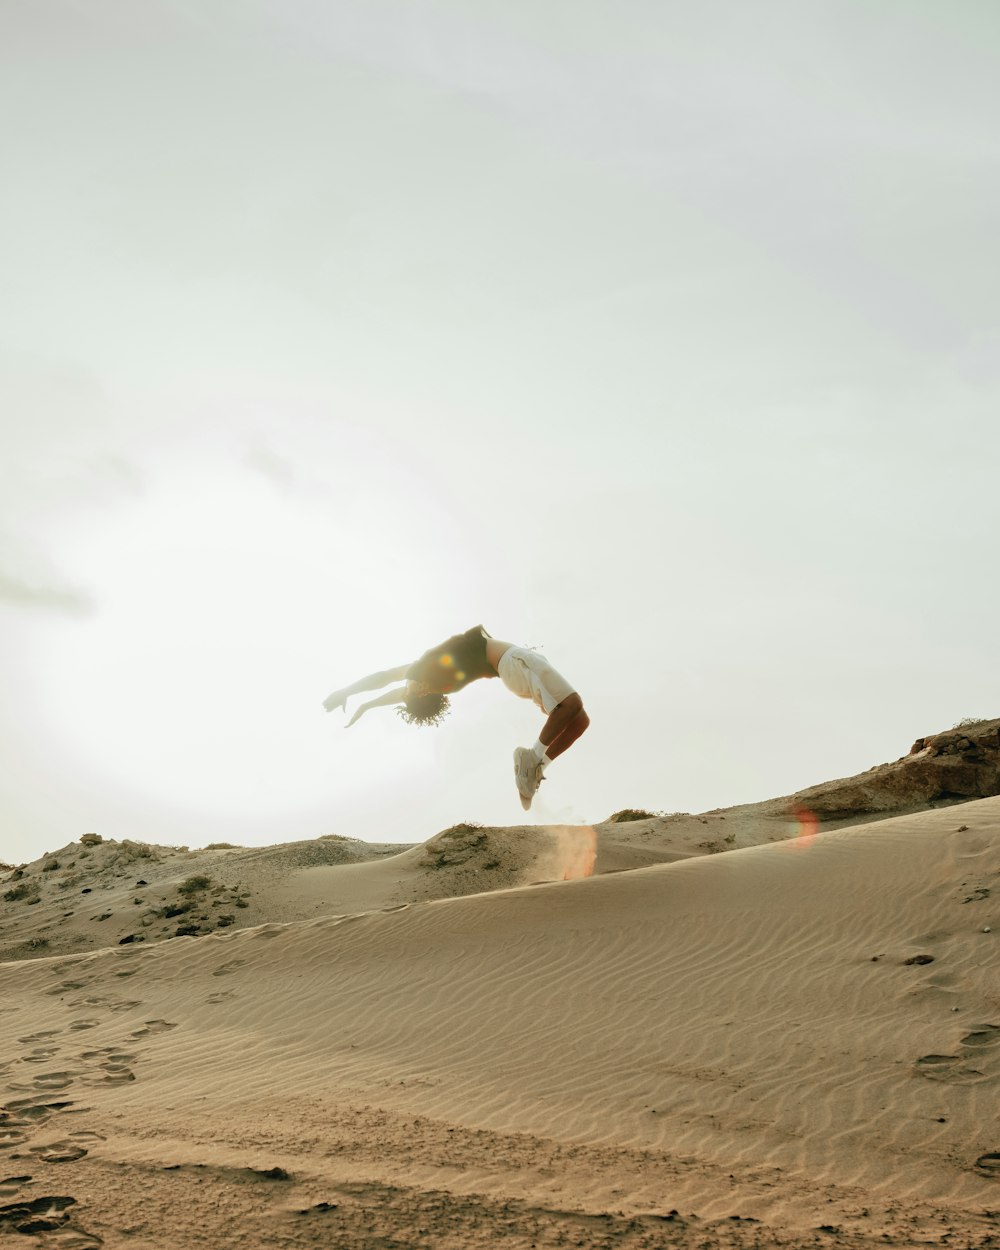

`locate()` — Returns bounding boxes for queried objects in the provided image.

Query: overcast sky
[2,0,998,864]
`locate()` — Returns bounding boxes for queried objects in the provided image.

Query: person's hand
[323,689,347,713]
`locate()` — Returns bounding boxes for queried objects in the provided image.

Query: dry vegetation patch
[3,880,40,904]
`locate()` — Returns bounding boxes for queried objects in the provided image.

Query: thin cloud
[0,569,94,616]
[244,443,297,489]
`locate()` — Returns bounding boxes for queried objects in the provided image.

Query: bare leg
[539,693,590,762]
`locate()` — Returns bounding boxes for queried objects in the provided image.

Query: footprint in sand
[0,1128,29,1149]
[975,1152,1000,1175]
[29,1074,78,1093]
[17,1031,61,1044]
[960,1024,1000,1049]
[73,997,142,1014]
[914,1055,985,1084]
[83,1063,134,1087]
[205,991,236,1005]
[129,1020,177,1039]
[70,1048,137,1086]
[2,1101,72,1127]
[8,1202,103,1249]
[68,1021,101,1033]
[0,1193,77,1229]
[28,1142,88,1163]
[21,1049,61,1063]
[915,1024,1000,1084]
[44,982,90,997]
[212,959,246,977]
[0,1175,32,1198]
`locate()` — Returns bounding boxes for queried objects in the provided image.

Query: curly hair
[396,690,452,727]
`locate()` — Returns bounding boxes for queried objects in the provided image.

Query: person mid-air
[322,625,589,810]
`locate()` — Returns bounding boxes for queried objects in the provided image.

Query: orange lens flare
[790,804,818,849]
[558,826,597,880]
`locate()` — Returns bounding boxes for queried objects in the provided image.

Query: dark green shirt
[406,625,494,693]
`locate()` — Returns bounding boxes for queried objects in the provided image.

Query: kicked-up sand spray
[538,825,597,881]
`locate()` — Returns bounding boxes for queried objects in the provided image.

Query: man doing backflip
[322,625,589,810]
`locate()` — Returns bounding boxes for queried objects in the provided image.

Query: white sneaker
[513,747,543,811]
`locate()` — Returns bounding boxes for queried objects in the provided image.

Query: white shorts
[496,647,577,715]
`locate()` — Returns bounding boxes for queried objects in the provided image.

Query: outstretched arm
[345,685,408,727]
[323,663,411,712]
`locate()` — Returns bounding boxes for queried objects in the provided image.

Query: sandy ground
[2,772,999,1246]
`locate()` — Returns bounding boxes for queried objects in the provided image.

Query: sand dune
[2,790,998,1247]
[0,815,749,963]
[7,719,998,969]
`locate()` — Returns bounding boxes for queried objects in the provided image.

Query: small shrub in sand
[953,717,990,729]
[439,822,484,838]
[425,825,488,870]
[178,875,212,896]
[161,902,192,919]
[3,881,41,904]
[203,842,240,850]
[606,808,659,823]
[116,840,156,861]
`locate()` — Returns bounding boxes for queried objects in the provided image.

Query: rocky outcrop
[780,718,1000,824]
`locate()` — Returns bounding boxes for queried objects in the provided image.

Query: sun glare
[32,460,459,822]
